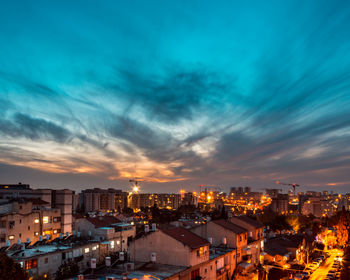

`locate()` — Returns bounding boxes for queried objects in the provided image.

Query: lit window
[25,259,37,270]
[84,248,90,253]
[110,241,115,249]
[53,229,57,234]
[43,216,49,224]
[92,246,97,251]
[34,219,40,224]
[117,240,120,245]
[8,235,15,240]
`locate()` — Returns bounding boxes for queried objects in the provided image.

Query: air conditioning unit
[152,223,157,231]
[151,252,156,263]
[125,262,135,271]
[222,237,227,245]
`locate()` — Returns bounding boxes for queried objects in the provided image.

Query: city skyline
[1,0,350,193]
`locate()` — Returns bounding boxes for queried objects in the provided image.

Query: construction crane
[276,181,300,196]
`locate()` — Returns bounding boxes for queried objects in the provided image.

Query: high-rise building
[270,194,289,214]
[0,184,74,234]
[302,197,334,217]
[0,199,62,247]
[51,190,74,235]
[81,188,127,213]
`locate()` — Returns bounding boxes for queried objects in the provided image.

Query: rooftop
[231,215,264,228]
[212,219,247,234]
[85,216,121,228]
[162,227,209,249]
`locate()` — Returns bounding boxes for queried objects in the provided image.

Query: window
[8,235,15,240]
[28,226,30,231]
[20,219,22,224]
[53,217,61,223]
[34,219,39,224]
[244,234,247,240]
[44,257,48,264]
[239,236,242,242]
[191,269,200,280]
[197,247,204,257]
[9,221,15,229]
[19,233,22,238]
[43,216,49,224]
[25,259,38,270]
[84,248,90,253]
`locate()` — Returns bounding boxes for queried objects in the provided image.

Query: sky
[1,0,350,193]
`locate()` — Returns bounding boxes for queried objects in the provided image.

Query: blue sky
[1,0,350,193]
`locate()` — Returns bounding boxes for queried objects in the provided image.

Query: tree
[55,260,79,280]
[335,209,350,248]
[286,215,300,233]
[0,253,29,280]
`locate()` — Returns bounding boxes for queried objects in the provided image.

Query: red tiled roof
[232,216,264,229]
[213,219,247,234]
[162,227,209,249]
[85,216,121,228]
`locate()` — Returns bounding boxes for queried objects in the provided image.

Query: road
[309,255,334,280]
[309,249,342,280]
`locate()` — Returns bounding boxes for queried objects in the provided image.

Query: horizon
[1,0,350,193]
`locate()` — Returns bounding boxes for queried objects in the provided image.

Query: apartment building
[127,193,181,210]
[81,188,128,213]
[7,237,104,277]
[75,216,135,251]
[129,227,239,280]
[229,216,265,265]
[0,184,74,234]
[191,219,248,263]
[0,199,61,247]
[302,197,334,217]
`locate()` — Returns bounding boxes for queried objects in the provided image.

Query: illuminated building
[81,188,128,213]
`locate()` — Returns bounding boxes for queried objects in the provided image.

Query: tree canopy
[0,253,29,280]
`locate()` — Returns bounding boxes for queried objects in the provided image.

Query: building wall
[0,201,62,247]
[0,209,40,246]
[130,230,201,267]
[19,242,101,277]
[52,189,73,234]
[229,218,264,265]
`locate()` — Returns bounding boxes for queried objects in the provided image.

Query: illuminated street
[309,249,342,280]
